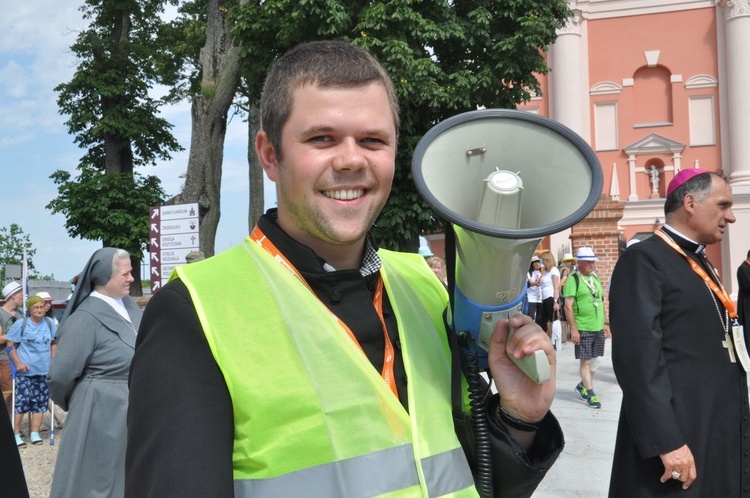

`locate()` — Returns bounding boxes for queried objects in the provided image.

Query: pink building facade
[519,0,750,297]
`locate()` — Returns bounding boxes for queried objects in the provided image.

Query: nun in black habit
[47,247,142,498]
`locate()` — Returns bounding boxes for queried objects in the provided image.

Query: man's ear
[256,131,279,182]
[683,193,696,213]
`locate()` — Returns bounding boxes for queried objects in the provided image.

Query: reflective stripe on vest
[175,238,477,497]
[234,445,473,498]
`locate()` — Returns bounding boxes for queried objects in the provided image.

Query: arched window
[633,66,672,125]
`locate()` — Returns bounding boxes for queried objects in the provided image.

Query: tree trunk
[129,255,143,297]
[168,0,247,257]
[248,104,265,231]
[96,8,142,295]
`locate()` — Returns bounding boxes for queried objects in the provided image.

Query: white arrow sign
[150,202,199,293]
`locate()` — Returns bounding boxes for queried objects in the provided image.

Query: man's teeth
[325,189,364,200]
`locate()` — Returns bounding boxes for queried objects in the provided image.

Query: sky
[0,1,276,283]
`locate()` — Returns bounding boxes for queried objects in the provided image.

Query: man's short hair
[259,40,400,160]
[663,170,728,216]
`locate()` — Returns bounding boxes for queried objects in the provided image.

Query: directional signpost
[149,203,200,293]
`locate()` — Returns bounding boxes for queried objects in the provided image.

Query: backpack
[565,272,600,316]
[18,316,55,339]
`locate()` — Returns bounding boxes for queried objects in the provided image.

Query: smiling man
[609,169,746,497]
[126,41,562,498]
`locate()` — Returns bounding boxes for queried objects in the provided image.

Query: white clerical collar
[662,224,705,253]
[90,290,131,322]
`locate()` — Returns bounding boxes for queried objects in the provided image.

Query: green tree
[48,169,165,259]
[233,0,570,251]
[0,224,53,281]
[47,0,182,295]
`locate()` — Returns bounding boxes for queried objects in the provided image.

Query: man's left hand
[488,314,556,423]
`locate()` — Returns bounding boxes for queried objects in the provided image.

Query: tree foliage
[48,0,182,293]
[0,224,52,281]
[152,0,208,104]
[54,0,182,173]
[232,0,570,251]
[47,169,164,257]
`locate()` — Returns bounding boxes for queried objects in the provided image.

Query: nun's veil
[60,247,119,326]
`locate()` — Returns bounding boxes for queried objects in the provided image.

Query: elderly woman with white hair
[47,247,142,498]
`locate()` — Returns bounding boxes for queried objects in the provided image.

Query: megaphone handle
[478,311,551,384]
[508,348,550,384]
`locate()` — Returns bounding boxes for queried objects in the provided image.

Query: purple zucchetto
[666,168,711,197]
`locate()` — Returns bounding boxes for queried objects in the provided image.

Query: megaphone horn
[412,109,603,382]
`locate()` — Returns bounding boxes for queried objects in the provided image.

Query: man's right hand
[570,329,580,345]
[659,444,696,489]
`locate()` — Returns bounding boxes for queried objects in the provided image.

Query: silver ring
[671,470,681,480]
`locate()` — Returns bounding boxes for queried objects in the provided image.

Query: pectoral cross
[723,333,737,363]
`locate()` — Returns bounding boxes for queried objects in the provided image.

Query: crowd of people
[0,248,141,497]
[2,40,750,498]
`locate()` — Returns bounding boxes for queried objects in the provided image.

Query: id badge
[732,323,750,372]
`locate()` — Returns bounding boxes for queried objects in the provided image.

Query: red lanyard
[250,226,398,399]
[655,230,737,319]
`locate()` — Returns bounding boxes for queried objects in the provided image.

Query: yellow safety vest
[175,237,478,497]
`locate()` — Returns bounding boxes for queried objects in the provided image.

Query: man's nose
[726,208,737,224]
[331,139,367,171]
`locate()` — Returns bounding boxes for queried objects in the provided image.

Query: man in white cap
[1,282,24,415]
[562,247,608,409]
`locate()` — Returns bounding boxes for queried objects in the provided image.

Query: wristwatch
[497,405,540,432]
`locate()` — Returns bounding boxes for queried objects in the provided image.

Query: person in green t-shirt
[562,246,610,409]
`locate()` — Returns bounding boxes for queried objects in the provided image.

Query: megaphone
[412,109,603,382]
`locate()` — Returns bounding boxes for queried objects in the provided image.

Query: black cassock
[609,228,750,497]
[738,260,750,331]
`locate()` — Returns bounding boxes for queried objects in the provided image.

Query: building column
[718,1,750,297]
[547,4,587,255]
[628,155,638,201]
[720,0,750,192]
[549,7,584,136]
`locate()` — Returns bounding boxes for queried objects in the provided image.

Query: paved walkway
[533,338,621,497]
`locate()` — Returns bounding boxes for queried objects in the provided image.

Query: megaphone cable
[445,224,494,498]
[458,331,494,498]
